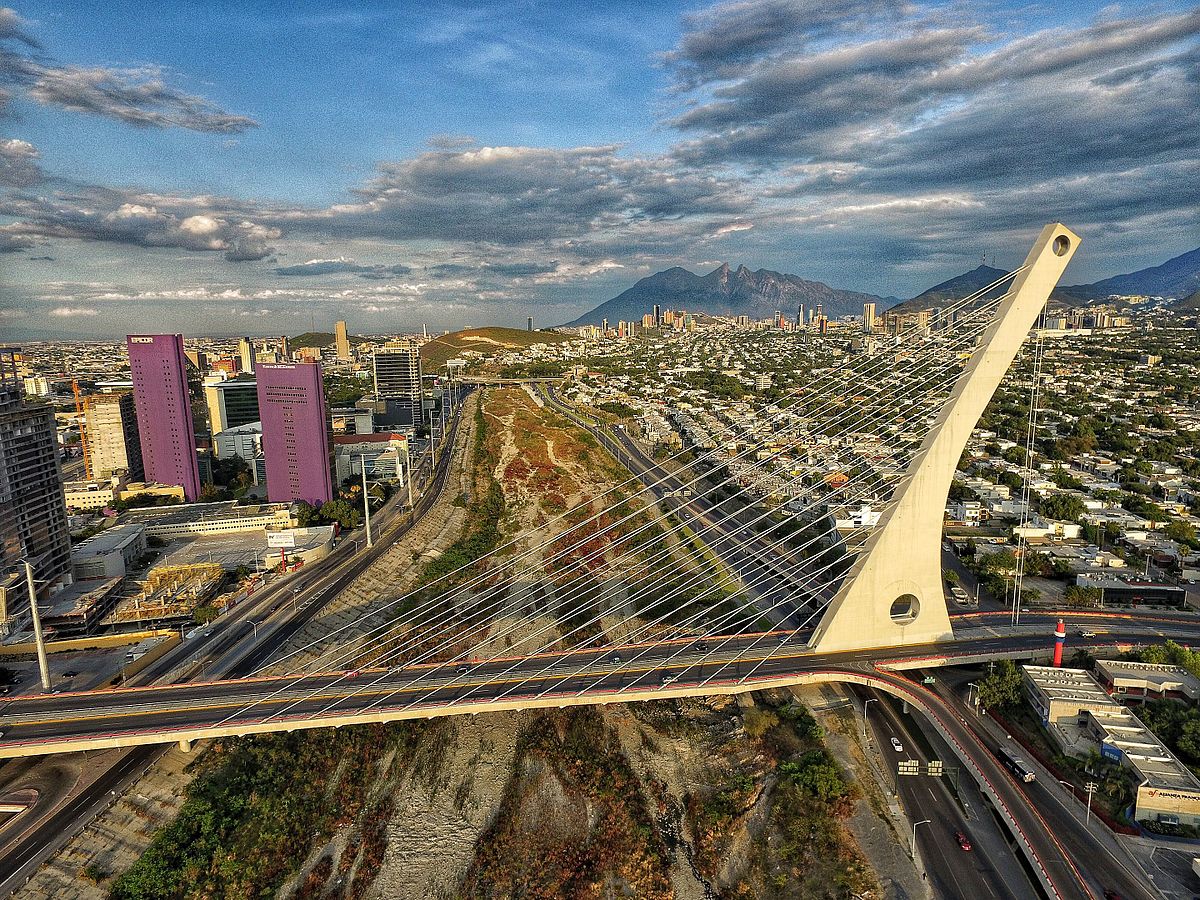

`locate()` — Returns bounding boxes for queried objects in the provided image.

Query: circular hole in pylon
[889,593,920,624]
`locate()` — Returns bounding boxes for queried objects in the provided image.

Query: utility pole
[360,455,373,549]
[1085,781,1097,826]
[23,560,51,692]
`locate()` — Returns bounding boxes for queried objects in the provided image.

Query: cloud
[318,144,750,245]
[0,225,34,252]
[273,256,413,278]
[0,7,39,48]
[0,11,257,132]
[0,137,42,186]
[49,305,97,317]
[664,0,907,88]
[483,260,559,276]
[0,191,281,260]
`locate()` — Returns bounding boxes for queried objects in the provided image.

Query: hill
[569,263,883,326]
[1064,245,1200,301]
[890,265,1014,313]
[420,326,574,368]
[288,331,369,349]
[894,245,1200,312]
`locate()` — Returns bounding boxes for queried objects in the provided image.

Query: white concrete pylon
[809,223,1080,652]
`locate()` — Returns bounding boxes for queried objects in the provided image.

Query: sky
[1,0,1197,338]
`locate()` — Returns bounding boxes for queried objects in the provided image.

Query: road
[927,668,1160,900]
[863,686,1040,898]
[0,388,471,894]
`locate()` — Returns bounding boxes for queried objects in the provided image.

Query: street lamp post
[21,560,51,692]
[292,587,300,611]
[360,455,373,549]
[861,697,878,744]
[911,818,931,858]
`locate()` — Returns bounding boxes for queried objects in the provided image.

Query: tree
[318,499,362,530]
[1164,519,1200,550]
[1064,585,1103,608]
[193,604,219,625]
[1039,492,1086,523]
[976,659,1023,710]
[980,549,1017,573]
[742,707,779,741]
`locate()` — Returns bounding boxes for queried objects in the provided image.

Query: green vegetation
[109,725,416,900]
[323,373,370,407]
[976,659,1024,710]
[420,326,572,368]
[679,369,745,399]
[288,331,368,350]
[464,708,672,899]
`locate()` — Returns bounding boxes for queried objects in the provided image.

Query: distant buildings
[83,391,143,480]
[257,362,333,505]
[204,377,260,433]
[238,337,255,373]
[0,348,72,634]
[373,340,423,402]
[127,334,202,502]
[863,301,877,333]
[335,320,352,361]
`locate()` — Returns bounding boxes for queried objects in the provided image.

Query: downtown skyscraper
[127,334,201,501]
[0,349,71,635]
[256,361,333,505]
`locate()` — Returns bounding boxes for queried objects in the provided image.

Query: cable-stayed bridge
[8,224,1189,897]
[1,223,1093,758]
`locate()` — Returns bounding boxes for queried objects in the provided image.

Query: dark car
[456,664,470,675]
[1103,891,1124,900]
[62,670,79,678]
[954,831,972,851]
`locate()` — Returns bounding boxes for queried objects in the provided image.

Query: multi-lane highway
[862,686,1038,899]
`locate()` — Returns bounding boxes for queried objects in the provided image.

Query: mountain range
[567,263,885,326]
[570,245,1200,325]
[896,246,1200,311]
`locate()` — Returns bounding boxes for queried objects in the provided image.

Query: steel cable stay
[226,292,1015,727]
[279,296,998,688]
[254,269,1022,680]
[269,279,1012,681]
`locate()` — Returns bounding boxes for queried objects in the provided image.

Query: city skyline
[1,1,1198,338]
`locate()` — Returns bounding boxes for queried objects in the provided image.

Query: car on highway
[661,673,678,685]
[890,737,903,752]
[610,653,622,664]
[1080,630,1097,638]
[954,830,973,851]
[1102,892,1124,900]
[456,664,470,675]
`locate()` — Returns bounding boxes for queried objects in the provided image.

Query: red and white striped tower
[1053,618,1067,667]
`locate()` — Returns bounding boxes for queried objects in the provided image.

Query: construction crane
[72,378,92,480]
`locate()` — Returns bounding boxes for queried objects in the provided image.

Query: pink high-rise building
[256,362,333,505]
[126,334,201,501]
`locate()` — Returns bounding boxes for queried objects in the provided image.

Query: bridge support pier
[178,739,192,753]
[810,224,1079,653]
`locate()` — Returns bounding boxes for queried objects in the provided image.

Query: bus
[997,746,1036,783]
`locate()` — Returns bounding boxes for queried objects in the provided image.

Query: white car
[891,737,904,753]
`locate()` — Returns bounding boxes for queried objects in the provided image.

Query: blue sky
[1,0,1198,336]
